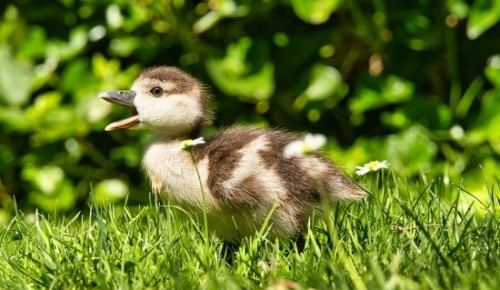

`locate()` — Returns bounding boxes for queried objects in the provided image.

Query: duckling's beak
[99,90,140,131]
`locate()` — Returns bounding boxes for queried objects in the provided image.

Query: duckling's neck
[153,124,202,141]
[142,136,210,209]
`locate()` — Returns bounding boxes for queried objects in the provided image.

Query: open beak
[99,90,140,131]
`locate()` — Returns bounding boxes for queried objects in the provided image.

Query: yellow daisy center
[367,161,379,170]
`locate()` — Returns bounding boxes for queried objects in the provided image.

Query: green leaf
[17,26,47,59]
[92,54,121,79]
[109,37,140,57]
[0,46,34,106]
[467,0,500,39]
[193,0,249,33]
[291,0,342,24]
[301,64,345,101]
[381,98,452,130]
[27,181,76,212]
[206,37,274,102]
[467,90,500,152]
[94,179,128,204]
[349,75,414,115]
[22,164,77,212]
[385,126,438,175]
[447,0,469,20]
[24,165,65,195]
[485,54,500,88]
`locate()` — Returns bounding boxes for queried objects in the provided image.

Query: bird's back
[193,127,364,205]
[179,127,364,241]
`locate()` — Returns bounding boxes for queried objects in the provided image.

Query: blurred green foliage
[0,0,499,217]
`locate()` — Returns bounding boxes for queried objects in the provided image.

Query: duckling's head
[99,66,212,139]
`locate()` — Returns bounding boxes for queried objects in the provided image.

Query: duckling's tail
[329,174,367,201]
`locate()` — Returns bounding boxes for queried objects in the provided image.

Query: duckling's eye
[150,86,163,97]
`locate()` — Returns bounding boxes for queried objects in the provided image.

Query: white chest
[141,141,211,208]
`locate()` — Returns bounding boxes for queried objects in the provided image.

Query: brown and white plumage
[99,66,365,242]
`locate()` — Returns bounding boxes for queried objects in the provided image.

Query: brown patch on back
[192,127,363,209]
[258,131,320,204]
[226,175,262,207]
[258,130,365,203]
[192,127,263,201]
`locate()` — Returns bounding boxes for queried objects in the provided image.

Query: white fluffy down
[131,81,203,138]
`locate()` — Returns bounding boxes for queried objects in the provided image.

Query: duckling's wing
[193,128,365,206]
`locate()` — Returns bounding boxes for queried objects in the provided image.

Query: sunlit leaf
[26,92,62,124]
[0,46,34,106]
[92,54,121,79]
[22,165,64,195]
[385,126,437,175]
[46,27,87,63]
[467,90,500,152]
[206,37,274,101]
[291,0,341,24]
[27,181,76,212]
[467,0,500,39]
[301,64,344,101]
[17,26,47,59]
[106,4,124,29]
[109,37,140,57]
[93,179,128,204]
[193,0,249,33]
[485,54,500,87]
[447,0,469,19]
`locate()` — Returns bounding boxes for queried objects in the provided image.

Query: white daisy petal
[379,160,390,169]
[304,133,326,149]
[181,137,206,151]
[283,141,303,159]
[283,133,327,158]
[355,166,370,176]
[355,160,390,175]
[191,137,206,146]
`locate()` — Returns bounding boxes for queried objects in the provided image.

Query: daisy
[355,160,390,176]
[283,133,326,158]
[181,137,206,151]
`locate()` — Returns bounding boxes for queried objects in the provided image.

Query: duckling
[99,66,365,242]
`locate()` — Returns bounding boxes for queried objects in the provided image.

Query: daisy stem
[371,173,376,194]
[188,150,209,241]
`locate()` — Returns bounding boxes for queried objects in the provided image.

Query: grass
[0,172,498,289]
